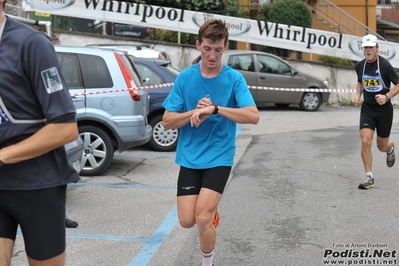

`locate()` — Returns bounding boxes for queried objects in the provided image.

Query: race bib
[362,74,383,92]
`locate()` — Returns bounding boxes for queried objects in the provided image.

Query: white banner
[21,0,399,67]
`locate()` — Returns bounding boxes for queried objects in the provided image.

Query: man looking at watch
[352,34,399,189]
[162,19,259,266]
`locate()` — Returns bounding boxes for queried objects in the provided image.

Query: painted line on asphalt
[66,233,149,242]
[129,207,178,266]
[69,182,175,190]
[16,230,149,242]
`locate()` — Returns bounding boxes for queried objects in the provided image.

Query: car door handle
[71,96,84,102]
[259,76,266,80]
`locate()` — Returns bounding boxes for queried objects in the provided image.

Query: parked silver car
[220,50,330,111]
[55,46,152,176]
[91,46,178,151]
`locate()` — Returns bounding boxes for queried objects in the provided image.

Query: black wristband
[212,103,219,115]
[386,95,391,102]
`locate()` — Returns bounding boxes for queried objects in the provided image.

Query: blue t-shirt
[162,64,255,169]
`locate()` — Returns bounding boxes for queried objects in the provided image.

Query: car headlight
[323,80,329,88]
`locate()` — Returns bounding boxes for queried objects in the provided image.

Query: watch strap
[212,103,219,115]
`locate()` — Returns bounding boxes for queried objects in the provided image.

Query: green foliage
[269,0,312,28]
[257,3,271,22]
[318,55,356,67]
[256,0,313,57]
[152,30,194,44]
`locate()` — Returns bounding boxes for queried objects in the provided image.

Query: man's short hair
[3,1,6,8]
[198,19,229,45]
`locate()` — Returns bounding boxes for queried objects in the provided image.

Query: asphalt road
[11,104,399,266]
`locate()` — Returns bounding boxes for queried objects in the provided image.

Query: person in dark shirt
[352,34,399,190]
[0,1,79,265]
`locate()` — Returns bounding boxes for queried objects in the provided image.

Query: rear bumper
[109,116,152,152]
[120,124,152,151]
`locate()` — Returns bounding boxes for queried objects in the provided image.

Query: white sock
[388,146,394,154]
[366,172,373,178]
[202,249,214,266]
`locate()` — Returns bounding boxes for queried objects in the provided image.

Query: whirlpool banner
[21,0,399,68]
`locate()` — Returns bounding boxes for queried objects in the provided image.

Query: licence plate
[72,159,81,174]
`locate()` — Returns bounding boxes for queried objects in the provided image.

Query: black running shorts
[0,185,67,260]
[177,166,232,196]
[360,103,393,138]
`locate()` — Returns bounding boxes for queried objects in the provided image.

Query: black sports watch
[386,95,391,102]
[212,103,219,115]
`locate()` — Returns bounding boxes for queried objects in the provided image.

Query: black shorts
[360,104,393,138]
[177,166,232,196]
[0,185,67,260]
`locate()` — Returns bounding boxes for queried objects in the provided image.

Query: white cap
[361,34,378,47]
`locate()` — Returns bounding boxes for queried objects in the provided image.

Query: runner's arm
[0,122,78,164]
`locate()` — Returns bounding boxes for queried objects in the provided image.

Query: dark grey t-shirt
[0,16,80,190]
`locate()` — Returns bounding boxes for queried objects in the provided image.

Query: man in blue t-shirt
[162,19,259,266]
[0,1,79,265]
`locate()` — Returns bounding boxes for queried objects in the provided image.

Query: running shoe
[358,175,374,190]
[387,141,396,168]
[65,218,79,228]
[213,210,220,228]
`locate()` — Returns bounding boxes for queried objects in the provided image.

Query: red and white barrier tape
[70,83,356,96]
[69,83,174,97]
[247,86,356,93]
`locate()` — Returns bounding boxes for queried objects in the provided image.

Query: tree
[268,0,312,29]
[256,0,312,57]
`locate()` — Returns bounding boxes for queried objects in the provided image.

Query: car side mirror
[292,70,299,76]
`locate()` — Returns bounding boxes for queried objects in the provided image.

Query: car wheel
[79,125,114,176]
[274,103,290,108]
[300,92,321,111]
[148,114,178,151]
